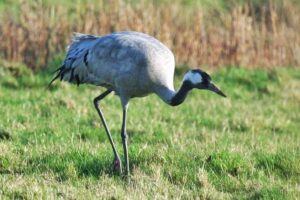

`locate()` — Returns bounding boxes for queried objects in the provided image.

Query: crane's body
[55,32,176,105]
[50,31,226,176]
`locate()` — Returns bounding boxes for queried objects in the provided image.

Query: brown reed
[0,0,299,69]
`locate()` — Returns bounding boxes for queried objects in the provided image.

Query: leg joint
[93,98,99,107]
[121,131,127,140]
[93,90,112,108]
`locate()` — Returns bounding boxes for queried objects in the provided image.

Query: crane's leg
[121,105,129,176]
[94,90,122,174]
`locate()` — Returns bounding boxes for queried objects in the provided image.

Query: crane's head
[183,69,226,97]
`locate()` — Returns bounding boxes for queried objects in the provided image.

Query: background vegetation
[0,0,299,199]
[0,0,300,69]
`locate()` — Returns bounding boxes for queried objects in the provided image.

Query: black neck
[170,81,193,106]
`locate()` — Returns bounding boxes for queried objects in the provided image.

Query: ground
[0,65,299,199]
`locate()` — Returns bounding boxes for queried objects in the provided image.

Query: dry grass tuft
[0,0,299,69]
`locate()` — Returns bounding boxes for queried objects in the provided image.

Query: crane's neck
[170,80,193,106]
[157,81,193,107]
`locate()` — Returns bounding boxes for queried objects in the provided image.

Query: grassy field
[0,64,299,199]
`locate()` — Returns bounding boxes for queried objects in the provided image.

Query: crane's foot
[112,156,123,175]
[124,169,130,179]
[124,165,130,177]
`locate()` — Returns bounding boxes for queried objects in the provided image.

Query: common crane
[49,31,226,176]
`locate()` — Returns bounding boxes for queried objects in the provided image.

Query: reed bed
[0,0,299,69]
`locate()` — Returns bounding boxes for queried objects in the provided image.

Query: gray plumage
[50,31,226,175]
[52,31,176,106]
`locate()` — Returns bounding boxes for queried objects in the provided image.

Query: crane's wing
[49,33,98,87]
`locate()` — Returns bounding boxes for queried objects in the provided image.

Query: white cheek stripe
[184,72,202,84]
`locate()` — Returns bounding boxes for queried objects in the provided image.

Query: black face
[191,69,226,97]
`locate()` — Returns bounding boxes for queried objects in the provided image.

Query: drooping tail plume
[48,64,66,88]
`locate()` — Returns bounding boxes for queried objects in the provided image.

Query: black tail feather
[59,67,71,81]
[48,64,80,89]
[69,68,75,82]
[75,74,81,87]
[48,72,61,88]
[52,66,64,73]
[48,65,65,88]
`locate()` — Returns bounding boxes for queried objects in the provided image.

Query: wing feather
[49,33,98,86]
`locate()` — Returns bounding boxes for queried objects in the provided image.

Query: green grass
[0,64,299,199]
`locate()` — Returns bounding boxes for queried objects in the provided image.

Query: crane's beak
[208,82,226,97]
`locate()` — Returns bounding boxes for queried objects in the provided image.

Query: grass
[0,64,299,199]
